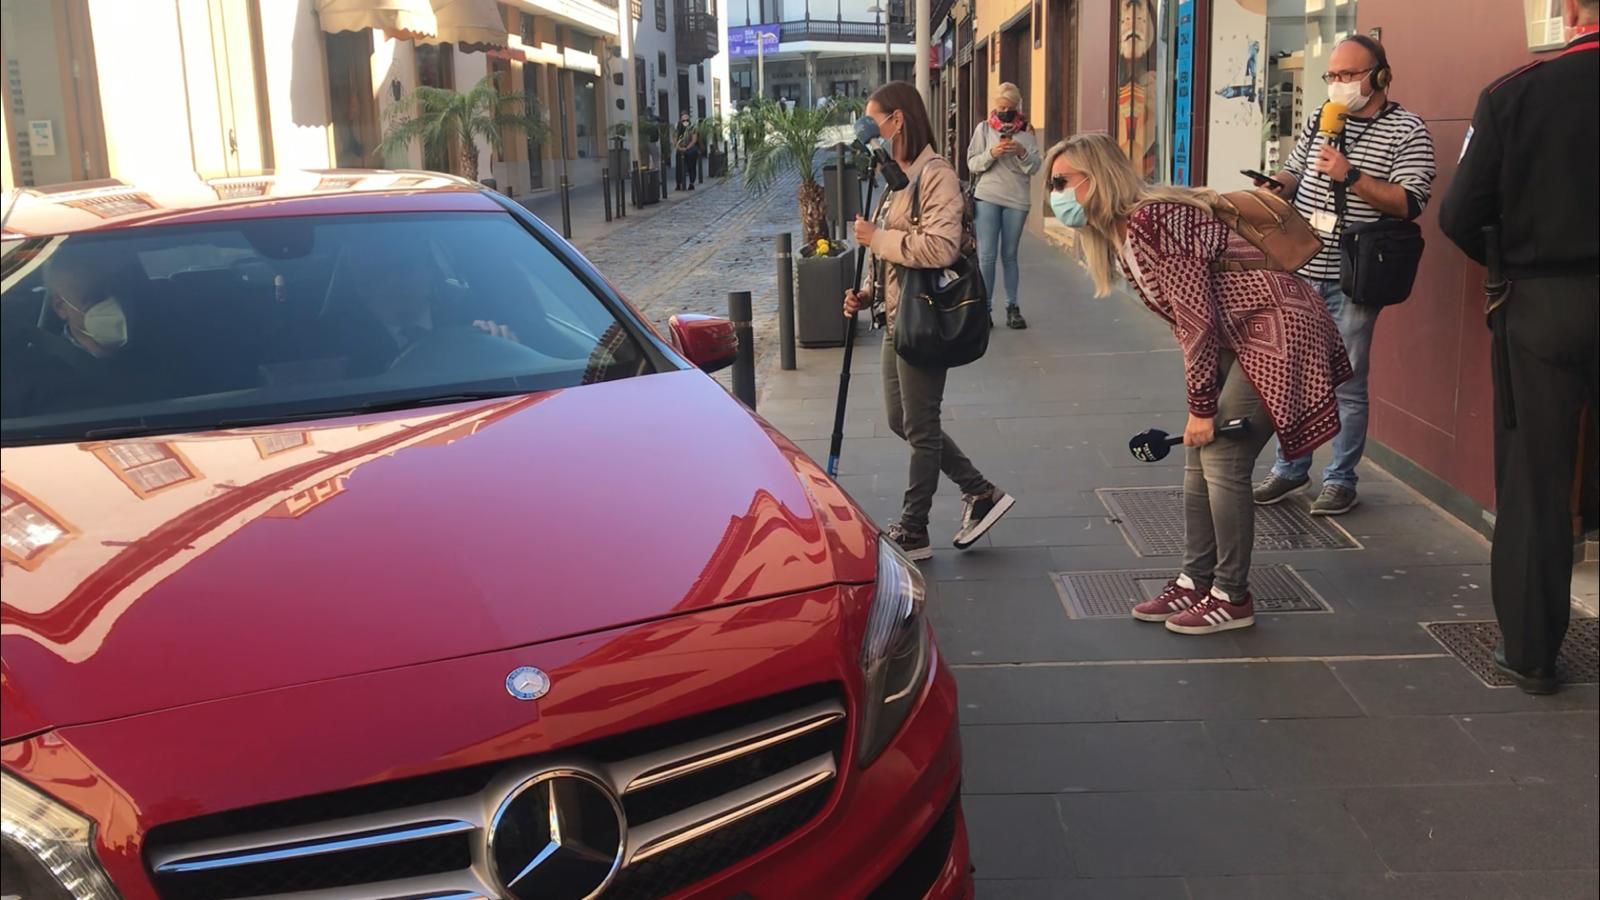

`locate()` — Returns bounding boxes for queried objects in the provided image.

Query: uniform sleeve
[1284,112,1320,178]
[1439,87,1502,264]
[870,164,963,270]
[967,124,997,174]
[1131,204,1231,418]
[1390,118,1438,219]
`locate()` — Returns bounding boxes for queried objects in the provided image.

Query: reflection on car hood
[0,371,877,739]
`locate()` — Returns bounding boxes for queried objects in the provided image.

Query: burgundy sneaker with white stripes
[1131,579,1210,623]
[1164,590,1255,635]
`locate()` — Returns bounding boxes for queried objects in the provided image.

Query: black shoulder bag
[1332,108,1425,307]
[894,170,990,369]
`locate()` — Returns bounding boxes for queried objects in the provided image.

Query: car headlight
[856,536,931,767]
[1,772,120,899]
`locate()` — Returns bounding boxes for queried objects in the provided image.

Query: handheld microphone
[1128,418,1251,463]
[1317,102,1347,137]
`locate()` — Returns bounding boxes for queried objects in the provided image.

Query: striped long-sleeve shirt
[1285,101,1437,281]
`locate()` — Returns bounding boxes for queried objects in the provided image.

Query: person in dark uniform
[1439,0,1600,694]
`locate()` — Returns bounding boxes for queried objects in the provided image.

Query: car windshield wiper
[216,390,532,428]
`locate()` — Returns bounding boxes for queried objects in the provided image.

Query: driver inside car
[320,231,520,376]
[2,243,171,417]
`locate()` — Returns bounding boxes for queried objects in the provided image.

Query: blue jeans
[1271,279,1380,488]
[974,200,1028,311]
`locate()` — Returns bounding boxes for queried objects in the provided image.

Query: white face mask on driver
[67,296,130,349]
[1328,80,1371,114]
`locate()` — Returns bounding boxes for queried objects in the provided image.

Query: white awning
[429,0,509,48]
[315,0,438,38]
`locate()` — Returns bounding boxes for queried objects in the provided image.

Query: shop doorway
[1000,15,1030,105]
[523,63,545,188]
[956,61,971,179]
[974,43,989,119]
[678,71,692,117]
[1044,0,1074,150]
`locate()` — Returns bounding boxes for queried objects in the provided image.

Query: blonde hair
[1043,133,1222,297]
[996,82,1023,109]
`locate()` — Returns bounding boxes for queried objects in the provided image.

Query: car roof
[0,170,506,239]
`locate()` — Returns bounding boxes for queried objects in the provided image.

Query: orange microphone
[1318,102,1348,137]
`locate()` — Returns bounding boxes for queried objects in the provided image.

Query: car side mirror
[669,314,738,374]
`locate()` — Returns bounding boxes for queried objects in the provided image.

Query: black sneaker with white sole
[954,488,1016,549]
[885,522,933,561]
[1252,474,1309,505]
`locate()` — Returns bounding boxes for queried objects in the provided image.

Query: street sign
[728,24,780,58]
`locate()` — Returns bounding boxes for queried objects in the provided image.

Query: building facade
[0,0,735,198]
[938,0,1595,540]
[725,0,915,107]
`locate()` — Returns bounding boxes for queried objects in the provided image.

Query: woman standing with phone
[1046,133,1350,634]
[842,82,1017,561]
[967,82,1041,330]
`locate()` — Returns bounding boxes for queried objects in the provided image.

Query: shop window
[658,51,668,76]
[93,442,200,498]
[697,64,706,84]
[254,432,311,458]
[1,482,73,571]
[656,0,667,32]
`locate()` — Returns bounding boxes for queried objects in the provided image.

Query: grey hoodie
[966,122,1042,212]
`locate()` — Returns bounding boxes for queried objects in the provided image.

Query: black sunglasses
[1049,174,1084,192]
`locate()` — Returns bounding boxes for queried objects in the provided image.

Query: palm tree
[742,97,865,247]
[382,75,549,181]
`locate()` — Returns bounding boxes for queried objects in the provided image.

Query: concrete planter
[796,250,854,348]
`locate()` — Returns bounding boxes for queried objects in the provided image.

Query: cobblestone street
[562,169,805,377]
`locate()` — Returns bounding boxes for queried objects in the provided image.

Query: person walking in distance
[674,113,700,191]
[967,82,1041,330]
[843,81,1017,561]
[1438,0,1599,694]
[1249,35,1436,516]
[1047,134,1351,635]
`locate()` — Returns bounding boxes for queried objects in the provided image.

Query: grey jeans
[881,338,992,531]
[1183,352,1276,596]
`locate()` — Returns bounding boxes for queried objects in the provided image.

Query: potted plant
[698,117,729,178]
[743,97,866,347]
[381,76,549,183]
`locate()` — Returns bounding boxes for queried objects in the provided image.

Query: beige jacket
[865,146,965,327]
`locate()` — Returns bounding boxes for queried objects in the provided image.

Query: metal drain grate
[1424,618,1599,688]
[1051,565,1330,619]
[1097,487,1361,557]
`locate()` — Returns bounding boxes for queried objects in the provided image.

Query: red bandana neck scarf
[989,111,1027,133]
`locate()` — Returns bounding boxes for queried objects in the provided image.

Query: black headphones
[1342,33,1392,92]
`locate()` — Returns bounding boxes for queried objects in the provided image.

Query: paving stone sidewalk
[758,231,1600,899]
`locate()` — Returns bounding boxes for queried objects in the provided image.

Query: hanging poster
[1206,0,1266,183]
[1171,0,1195,184]
[1116,0,1161,181]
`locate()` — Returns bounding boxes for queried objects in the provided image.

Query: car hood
[0,371,878,740]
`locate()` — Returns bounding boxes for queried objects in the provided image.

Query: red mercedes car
[0,172,971,900]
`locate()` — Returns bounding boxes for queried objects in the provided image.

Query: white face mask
[1328,80,1371,113]
[72,297,129,349]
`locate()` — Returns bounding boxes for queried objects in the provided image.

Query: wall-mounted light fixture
[391,79,403,101]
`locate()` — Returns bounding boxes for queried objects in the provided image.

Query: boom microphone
[1128,418,1251,463]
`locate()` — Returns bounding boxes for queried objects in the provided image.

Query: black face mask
[996,108,1018,123]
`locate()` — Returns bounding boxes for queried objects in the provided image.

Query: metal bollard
[617,161,626,218]
[602,168,612,222]
[559,174,573,240]
[775,233,796,371]
[632,162,642,210]
[728,291,756,409]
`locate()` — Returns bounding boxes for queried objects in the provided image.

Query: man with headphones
[1251,35,1437,516]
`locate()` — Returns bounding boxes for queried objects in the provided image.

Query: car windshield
[0,211,656,445]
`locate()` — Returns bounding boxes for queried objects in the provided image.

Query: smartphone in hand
[1241,169,1285,192]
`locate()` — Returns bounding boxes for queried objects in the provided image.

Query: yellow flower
[815,239,831,256]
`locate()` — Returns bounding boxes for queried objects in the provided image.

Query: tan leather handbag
[1211,188,1322,273]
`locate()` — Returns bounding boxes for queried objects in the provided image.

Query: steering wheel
[385,324,546,376]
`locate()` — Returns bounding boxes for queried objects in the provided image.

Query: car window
[0,212,657,445]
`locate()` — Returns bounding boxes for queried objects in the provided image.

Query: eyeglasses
[1321,67,1374,84]
[1049,173,1088,192]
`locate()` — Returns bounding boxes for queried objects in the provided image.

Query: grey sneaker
[1253,474,1309,505]
[885,522,933,561]
[954,488,1016,549]
[1310,483,1359,516]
